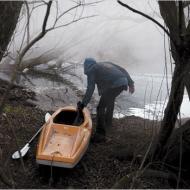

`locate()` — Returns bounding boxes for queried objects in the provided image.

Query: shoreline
[0,78,157,188]
[0,78,189,188]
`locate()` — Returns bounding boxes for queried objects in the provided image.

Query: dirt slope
[0,79,179,188]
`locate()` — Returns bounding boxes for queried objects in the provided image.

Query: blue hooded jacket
[82,58,134,106]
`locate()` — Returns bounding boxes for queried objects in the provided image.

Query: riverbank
[0,79,183,188]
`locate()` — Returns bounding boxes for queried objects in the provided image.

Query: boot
[92,121,106,143]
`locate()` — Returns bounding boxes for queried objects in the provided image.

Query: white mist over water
[5,0,171,74]
[1,0,189,120]
[126,95,190,120]
[11,62,189,121]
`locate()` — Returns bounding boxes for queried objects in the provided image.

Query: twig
[0,1,52,114]
[24,1,30,45]
[47,15,97,32]
[117,0,177,49]
[177,113,182,188]
[19,1,52,60]
[143,82,148,130]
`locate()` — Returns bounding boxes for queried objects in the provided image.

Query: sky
[5,0,189,119]
[9,0,172,75]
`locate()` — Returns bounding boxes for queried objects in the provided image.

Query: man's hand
[77,101,85,110]
[129,85,135,94]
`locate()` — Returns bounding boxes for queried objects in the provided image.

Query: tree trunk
[150,1,190,161]
[0,1,23,62]
[163,119,190,174]
[151,64,185,160]
[183,61,190,99]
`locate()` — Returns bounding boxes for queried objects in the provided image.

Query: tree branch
[183,1,190,8]
[0,1,52,114]
[24,1,30,45]
[52,1,101,28]
[117,0,177,48]
[42,0,52,33]
[47,15,97,32]
[19,1,52,60]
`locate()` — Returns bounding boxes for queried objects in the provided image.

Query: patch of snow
[126,94,190,120]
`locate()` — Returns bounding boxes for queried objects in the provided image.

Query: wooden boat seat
[43,127,78,157]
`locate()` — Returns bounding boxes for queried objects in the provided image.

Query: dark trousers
[96,86,126,136]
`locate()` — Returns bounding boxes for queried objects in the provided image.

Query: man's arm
[81,74,95,106]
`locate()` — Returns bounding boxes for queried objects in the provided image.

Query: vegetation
[0,0,190,188]
[116,0,190,188]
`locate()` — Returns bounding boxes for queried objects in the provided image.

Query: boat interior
[41,110,86,157]
[53,110,84,126]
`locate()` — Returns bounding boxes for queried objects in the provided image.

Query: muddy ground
[0,79,188,189]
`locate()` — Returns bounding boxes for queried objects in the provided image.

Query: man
[77,58,135,142]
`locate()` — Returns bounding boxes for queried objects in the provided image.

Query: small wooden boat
[36,106,92,168]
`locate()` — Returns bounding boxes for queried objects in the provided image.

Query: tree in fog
[118,0,190,161]
[0,0,99,187]
[0,1,23,62]
[111,1,190,188]
[151,1,190,160]
[0,0,97,114]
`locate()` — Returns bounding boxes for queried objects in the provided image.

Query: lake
[0,63,189,120]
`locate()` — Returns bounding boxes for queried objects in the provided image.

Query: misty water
[1,0,190,120]
[7,62,189,121]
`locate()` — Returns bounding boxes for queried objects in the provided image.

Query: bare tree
[0,2,23,186]
[0,1,23,62]
[0,0,98,114]
[117,0,190,161]
[0,0,100,186]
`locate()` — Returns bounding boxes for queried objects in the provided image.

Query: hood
[84,58,96,75]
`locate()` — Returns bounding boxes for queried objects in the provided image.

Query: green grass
[3,104,24,114]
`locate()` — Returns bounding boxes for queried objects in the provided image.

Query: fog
[3,0,189,119]
[10,0,171,75]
